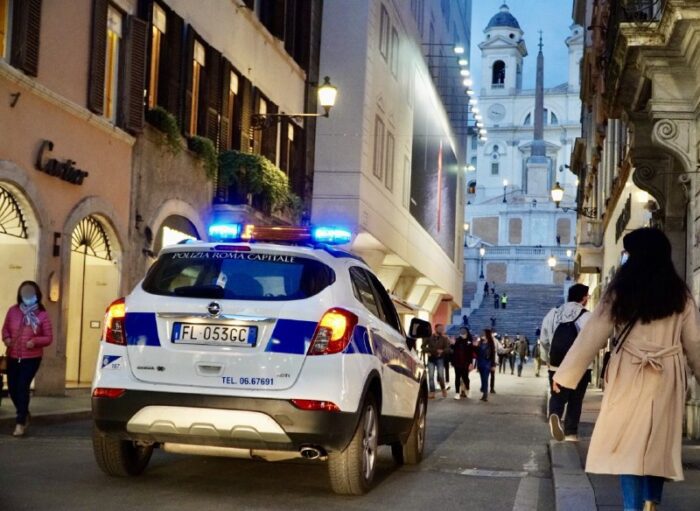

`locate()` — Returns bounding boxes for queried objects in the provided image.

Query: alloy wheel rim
[417,399,426,453]
[362,405,378,480]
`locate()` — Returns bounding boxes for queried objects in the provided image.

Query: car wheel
[393,392,427,465]
[328,395,379,495]
[92,426,153,477]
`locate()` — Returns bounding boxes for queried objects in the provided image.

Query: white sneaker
[12,424,26,437]
[565,435,579,442]
[548,414,565,441]
[453,394,461,400]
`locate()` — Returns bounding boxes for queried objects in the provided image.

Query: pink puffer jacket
[2,305,53,359]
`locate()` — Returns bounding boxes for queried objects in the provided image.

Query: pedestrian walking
[2,281,53,437]
[533,340,544,377]
[553,228,700,511]
[475,330,497,402]
[489,335,499,394]
[501,293,508,309]
[516,335,529,377]
[541,283,591,441]
[462,314,469,327]
[494,293,500,310]
[452,328,475,399]
[422,324,451,399]
[498,335,510,373]
[484,281,490,295]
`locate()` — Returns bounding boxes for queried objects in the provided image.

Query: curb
[549,440,597,511]
[0,409,91,428]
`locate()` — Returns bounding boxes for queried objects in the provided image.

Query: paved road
[0,369,554,511]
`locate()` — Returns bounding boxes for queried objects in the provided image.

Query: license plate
[171,323,258,347]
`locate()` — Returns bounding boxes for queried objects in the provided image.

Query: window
[252,96,267,155]
[492,60,505,86]
[493,144,499,153]
[385,131,395,190]
[367,271,402,333]
[284,122,294,174]
[373,115,385,179]
[350,267,381,318]
[471,136,477,151]
[143,250,336,301]
[0,0,10,60]
[390,27,399,76]
[524,113,531,126]
[543,108,549,125]
[551,112,559,125]
[147,3,166,109]
[491,163,499,175]
[379,4,389,60]
[468,180,476,194]
[103,6,124,123]
[470,156,477,167]
[224,70,239,148]
[188,39,206,135]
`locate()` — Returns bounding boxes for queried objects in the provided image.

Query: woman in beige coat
[553,228,700,511]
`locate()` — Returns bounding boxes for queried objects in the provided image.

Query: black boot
[480,393,488,402]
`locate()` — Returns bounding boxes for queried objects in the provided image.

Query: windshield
[142,250,336,301]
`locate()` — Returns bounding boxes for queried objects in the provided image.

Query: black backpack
[548,309,587,367]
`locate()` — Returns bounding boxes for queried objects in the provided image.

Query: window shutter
[121,15,148,133]
[87,0,108,114]
[261,100,278,162]
[159,7,184,124]
[182,26,195,137]
[10,0,42,76]
[202,45,222,145]
[219,59,232,151]
[239,77,253,152]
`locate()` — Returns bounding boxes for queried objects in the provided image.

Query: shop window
[147,3,166,109]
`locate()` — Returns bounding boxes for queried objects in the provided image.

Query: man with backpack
[540,284,592,442]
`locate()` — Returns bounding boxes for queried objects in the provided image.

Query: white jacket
[539,301,591,368]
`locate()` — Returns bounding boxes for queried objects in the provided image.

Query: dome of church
[486,4,521,30]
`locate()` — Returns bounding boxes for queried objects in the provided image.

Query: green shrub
[145,107,182,154]
[187,136,218,180]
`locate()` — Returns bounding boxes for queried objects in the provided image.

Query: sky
[469,0,576,90]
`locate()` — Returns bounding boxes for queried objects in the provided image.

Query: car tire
[92,427,153,477]
[328,395,379,495]
[392,392,427,466]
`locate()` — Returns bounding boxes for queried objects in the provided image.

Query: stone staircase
[465,284,565,340]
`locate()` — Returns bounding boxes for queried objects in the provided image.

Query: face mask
[22,295,38,306]
[621,253,629,265]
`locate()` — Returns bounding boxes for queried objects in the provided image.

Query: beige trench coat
[554,298,700,480]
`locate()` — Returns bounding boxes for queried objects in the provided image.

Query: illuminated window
[189,40,206,135]
[253,97,267,154]
[225,70,239,147]
[0,0,11,60]
[104,6,123,123]
[147,3,166,109]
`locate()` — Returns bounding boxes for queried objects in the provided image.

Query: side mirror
[409,318,432,339]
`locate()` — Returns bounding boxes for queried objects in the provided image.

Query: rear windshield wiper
[172,285,225,298]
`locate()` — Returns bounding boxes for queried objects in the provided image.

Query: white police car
[91,224,431,495]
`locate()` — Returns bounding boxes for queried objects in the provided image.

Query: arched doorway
[0,184,38,319]
[153,215,199,254]
[65,215,120,385]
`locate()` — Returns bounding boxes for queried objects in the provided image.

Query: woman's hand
[552,380,562,394]
[26,340,35,349]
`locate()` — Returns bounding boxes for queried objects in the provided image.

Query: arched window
[524,113,531,126]
[551,112,559,125]
[543,108,549,125]
[492,60,505,86]
[467,181,476,194]
[493,144,499,153]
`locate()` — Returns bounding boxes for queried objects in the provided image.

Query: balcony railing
[605,0,667,65]
[464,246,575,260]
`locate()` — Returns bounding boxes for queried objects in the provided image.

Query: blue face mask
[22,295,38,306]
[621,253,629,265]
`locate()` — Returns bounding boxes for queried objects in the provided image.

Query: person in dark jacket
[494,293,500,309]
[475,329,498,402]
[516,335,529,377]
[452,327,475,399]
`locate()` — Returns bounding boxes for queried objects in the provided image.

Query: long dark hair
[16,280,46,311]
[604,228,688,324]
[482,329,496,351]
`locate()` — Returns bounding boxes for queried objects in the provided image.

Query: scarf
[19,303,41,334]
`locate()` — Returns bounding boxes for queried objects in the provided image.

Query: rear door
[124,247,335,391]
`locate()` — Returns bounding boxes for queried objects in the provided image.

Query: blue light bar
[208,223,242,241]
[311,227,352,245]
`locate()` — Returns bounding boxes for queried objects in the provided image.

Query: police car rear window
[142,250,336,301]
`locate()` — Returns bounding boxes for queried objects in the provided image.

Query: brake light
[291,399,341,412]
[308,308,358,355]
[103,298,126,345]
[92,388,125,399]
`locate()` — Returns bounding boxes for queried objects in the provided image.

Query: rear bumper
[92,390,360,452]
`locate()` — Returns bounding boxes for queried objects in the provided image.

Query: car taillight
[291,399,341,412]
[92,388,125,399]
[308,308,358,355]
[103,298,126,345]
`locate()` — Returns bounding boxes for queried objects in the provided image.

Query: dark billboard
[410,75,459,261]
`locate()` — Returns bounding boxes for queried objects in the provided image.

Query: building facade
[464,4,581,287]
[571,0,700,437]
[0,0,320,393]
[313,0,471,328]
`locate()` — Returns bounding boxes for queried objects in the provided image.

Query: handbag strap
[613,318,637,354]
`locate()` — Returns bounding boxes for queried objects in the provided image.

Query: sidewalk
[551,388,700,510]
[0,387,91,428]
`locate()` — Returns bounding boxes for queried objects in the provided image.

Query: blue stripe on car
[346,325,372,354]
[125,313,160,346]
[265,319,318,354]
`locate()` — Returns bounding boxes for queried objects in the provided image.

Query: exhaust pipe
[299,446,323,460]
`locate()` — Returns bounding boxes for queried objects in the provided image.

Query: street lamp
[503,179,508,203]
[550,182,598,218]
[566,249,573,280]
[548,255,557,269]
[463,222,470,246]
[479,246,486,279]
[251,76,338,129]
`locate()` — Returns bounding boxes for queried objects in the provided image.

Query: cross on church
[538,30,543,51]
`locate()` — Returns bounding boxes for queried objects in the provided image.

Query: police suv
[91,224,431,495]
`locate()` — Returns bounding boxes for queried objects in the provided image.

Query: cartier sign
[35,140,89,185]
